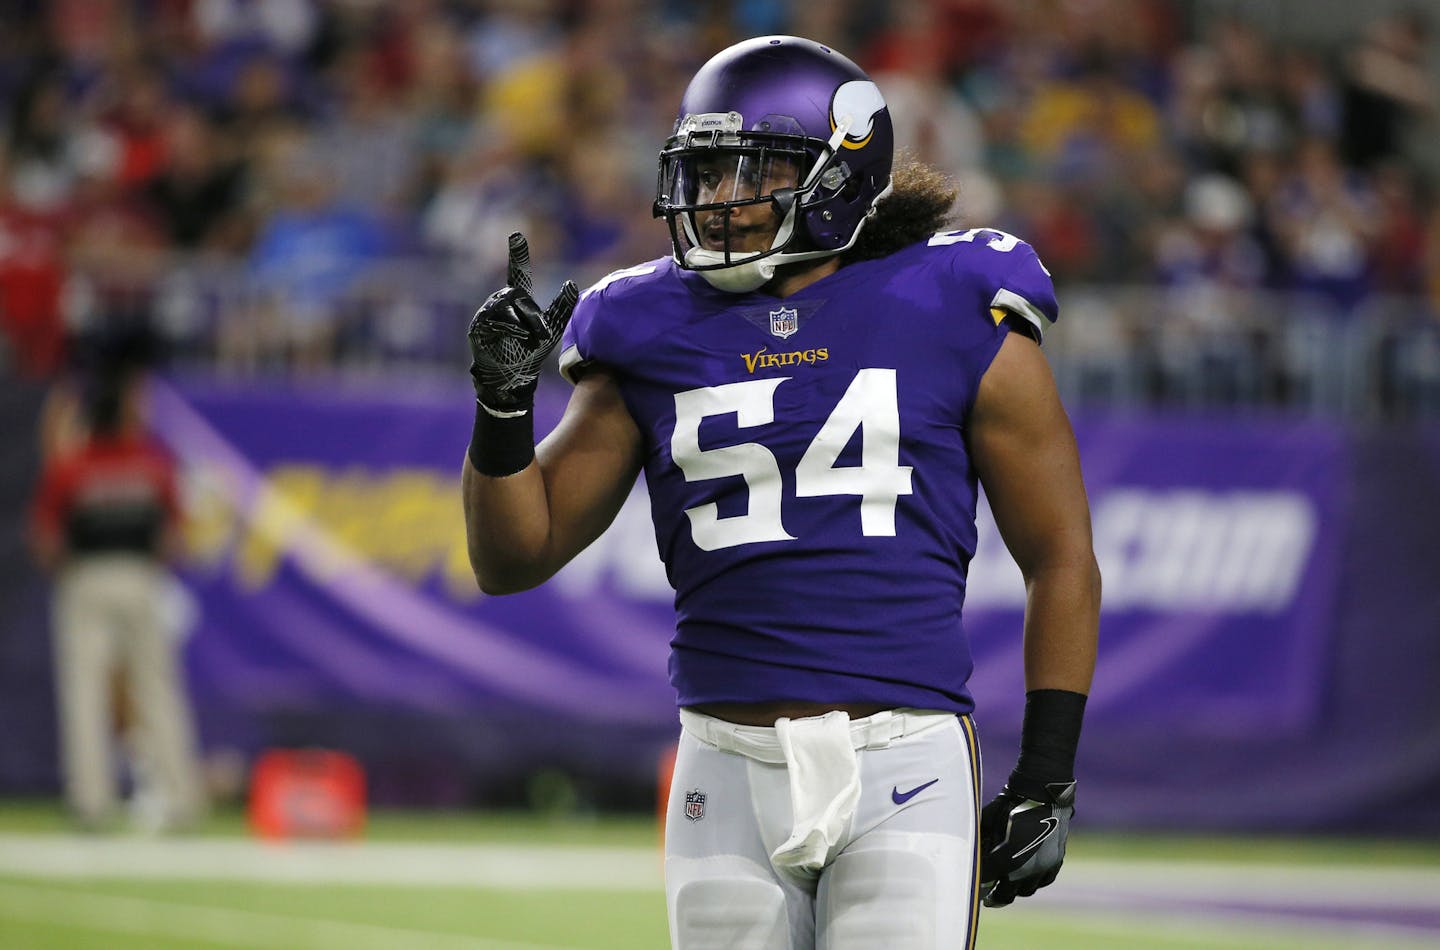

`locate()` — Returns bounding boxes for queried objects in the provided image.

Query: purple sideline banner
[147,376,677,728]
[148,377,1346,741]
[967,418,1346,739]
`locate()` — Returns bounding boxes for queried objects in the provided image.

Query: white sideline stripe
[1018,907,1440,950]
[1,834,1437,912]
[0,834,662,890]
[0,881,579,950]
[1052,858,1440,909]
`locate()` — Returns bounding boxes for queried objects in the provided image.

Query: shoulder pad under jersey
[558,259,665,384]
[925,227,1059,342]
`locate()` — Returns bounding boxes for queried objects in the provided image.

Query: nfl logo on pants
[684,789,706,821]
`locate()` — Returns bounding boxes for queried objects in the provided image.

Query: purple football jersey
[558,229,1058,713]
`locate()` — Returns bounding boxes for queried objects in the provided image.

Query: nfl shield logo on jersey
[684,789,706,821]
[768,306,799,339]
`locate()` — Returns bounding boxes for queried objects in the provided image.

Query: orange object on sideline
[249,748,366,840]
[657,744,677,819]
[657,742,677,849]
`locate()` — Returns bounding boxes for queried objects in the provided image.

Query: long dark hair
[842,157,959,264]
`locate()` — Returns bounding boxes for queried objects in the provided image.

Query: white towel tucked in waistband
[769,710,861,872]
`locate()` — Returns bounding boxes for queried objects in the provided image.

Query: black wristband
[1013,688,1087,785]
[467,400,535,477]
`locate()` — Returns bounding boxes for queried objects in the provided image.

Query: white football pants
[664,708,982,950]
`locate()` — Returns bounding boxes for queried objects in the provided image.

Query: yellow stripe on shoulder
[989,307,1007,326]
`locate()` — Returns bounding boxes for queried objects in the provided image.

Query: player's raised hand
[978,773,1076,908]
[467,232,579,413]
[505,227,535,296]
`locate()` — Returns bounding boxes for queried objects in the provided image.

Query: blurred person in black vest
[29,343,204,832]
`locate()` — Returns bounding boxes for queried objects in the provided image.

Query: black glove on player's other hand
[467,232,578,413]
[978,771,1076,908]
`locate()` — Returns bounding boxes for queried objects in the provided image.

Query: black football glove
[467,232,578,413]
[979,771,1076,908]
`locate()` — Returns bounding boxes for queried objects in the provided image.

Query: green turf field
[0,800,1435,949]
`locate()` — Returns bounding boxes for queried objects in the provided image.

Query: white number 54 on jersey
[670,369,914,551]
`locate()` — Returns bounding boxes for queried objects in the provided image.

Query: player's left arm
[971,331,1099,695]
[968,329,1101,906]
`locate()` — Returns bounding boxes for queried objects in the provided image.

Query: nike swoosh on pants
[891,778,940,805]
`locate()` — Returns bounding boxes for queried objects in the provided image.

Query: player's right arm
[461,233,644,594]
[463,368,643,594]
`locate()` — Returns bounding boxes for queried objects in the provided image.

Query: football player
[462,35,1100,949]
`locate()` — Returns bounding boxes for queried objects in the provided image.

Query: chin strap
[684,247,777,292]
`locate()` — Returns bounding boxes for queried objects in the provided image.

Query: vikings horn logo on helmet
[830,81,887,150]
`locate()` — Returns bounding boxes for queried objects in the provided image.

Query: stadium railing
[53,257,1440,420]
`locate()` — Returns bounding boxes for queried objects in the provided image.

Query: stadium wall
[1,378,1436,833]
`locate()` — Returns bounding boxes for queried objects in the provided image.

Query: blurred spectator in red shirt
[0,151,70,377]
[30,342,205,832]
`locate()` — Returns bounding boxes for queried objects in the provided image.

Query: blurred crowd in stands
[0,0,1437,411]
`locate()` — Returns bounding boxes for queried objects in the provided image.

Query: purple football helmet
[654,36,894,292]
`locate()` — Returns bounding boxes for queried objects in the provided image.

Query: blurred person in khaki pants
[29,342,204,832]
